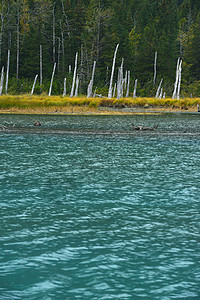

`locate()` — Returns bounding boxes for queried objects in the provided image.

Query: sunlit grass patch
[0,95,199,113]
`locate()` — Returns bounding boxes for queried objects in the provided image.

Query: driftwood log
[131,125,158,131]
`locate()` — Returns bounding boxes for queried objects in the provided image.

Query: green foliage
[182,80,200,97]
[129,28,140,57]
[0,0,199,97]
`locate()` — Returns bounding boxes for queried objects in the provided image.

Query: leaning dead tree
[31,75,38,95]
[155,78,163,98]
[87,60,96,98]
[70,52,78,97]
[108,44,119,98]
[48,63,56,96]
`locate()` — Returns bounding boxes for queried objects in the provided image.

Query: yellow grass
[0,95,199,114]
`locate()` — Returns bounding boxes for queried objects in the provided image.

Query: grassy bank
[0,95,199,114]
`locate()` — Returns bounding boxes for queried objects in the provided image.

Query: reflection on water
[0,114,199,299]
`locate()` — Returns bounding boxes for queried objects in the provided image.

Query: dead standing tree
[87,60,96,98]
[31,74,38,95]
[48,63,56,96]
[172,58,182,99]
[108,44,119,98]
[70,52,78,97]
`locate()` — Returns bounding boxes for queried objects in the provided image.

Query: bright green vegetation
[1,1,200,97]
[0,95,199,112]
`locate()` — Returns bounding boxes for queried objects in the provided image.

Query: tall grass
[0,95,199,112]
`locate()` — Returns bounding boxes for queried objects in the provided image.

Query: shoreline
[0,107,198,115]
[0,95,199,115]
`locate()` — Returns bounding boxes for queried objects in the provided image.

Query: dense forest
[0,0,200,97]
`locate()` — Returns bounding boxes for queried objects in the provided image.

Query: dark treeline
[1,0,200,96]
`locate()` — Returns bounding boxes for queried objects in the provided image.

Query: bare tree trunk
[153,51,157,86]
[31,74,38,95]
[8,30,11,51]
[63,77,66,97]
[172,58,180,99]
[177,60,182,100]
[48,63,56,96]
[133,79,137,98]
[158,87,163,99]
[0,66,4,95]
[124,70,127,90]
[70,52,78,97]
[155,78,163,98]
[75,75,79,97]
[117,58,124,99]
[108,44,119,98]
[5,49,10,94]
[87,60,96,98]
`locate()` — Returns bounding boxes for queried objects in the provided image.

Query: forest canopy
[1,0,200,96]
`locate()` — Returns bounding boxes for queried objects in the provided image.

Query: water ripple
[0,114,200,299]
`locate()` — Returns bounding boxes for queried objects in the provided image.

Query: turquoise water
[0,114,200,299]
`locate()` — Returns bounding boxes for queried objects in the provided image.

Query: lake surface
[0,113,199,299]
